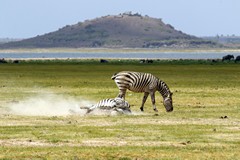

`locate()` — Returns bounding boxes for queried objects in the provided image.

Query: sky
[0,0,240,38]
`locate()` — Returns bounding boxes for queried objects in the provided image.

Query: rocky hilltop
[0,13,217,48]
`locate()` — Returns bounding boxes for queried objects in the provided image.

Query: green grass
[0,60,240,159]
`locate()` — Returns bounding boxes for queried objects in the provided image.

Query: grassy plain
[0,60,240,159]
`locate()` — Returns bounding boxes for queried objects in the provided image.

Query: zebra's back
[112,71,159,92]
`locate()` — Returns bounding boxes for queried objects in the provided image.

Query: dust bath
[6,93,135,116]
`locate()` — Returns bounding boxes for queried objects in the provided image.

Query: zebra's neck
[157,80,171,98]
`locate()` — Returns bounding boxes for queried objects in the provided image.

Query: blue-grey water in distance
[0,52,239,59]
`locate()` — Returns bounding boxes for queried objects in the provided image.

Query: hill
[0,13,217,49]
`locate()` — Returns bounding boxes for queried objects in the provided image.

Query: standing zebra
[111,71,173,112]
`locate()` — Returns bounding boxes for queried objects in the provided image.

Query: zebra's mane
[157,80,171,98]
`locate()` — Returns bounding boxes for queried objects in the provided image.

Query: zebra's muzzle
[166,107,173,112]
[163,98,173,112]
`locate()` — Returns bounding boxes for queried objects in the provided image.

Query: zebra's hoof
[140,107,144,112]
[154,108,158,112]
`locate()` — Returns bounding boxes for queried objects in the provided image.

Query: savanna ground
[0,59,240,159]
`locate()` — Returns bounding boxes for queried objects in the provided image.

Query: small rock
[220,116,228,119]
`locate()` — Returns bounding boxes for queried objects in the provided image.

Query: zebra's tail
[111,73,118,80]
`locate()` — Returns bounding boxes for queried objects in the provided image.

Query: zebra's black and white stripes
[111,71,173,112]
[85,97,131,114]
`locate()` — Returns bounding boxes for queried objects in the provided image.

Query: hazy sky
[1,0,240,38]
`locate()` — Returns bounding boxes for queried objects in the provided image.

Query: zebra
[82,97,131,114]
[111,71,173,112]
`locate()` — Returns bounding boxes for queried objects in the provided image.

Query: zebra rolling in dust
[81,97,131,114]
[111,71,173,112]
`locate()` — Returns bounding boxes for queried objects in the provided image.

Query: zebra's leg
[140,92,149,111]
[117,89,126,99]
[150,91,158,112]
[85,105,95,114]
[86,108,93,114]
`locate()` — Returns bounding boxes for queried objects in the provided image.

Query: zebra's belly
[128,86,147,93]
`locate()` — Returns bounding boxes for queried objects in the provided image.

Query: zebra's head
[163,92,173,112]
[114,97,130,108]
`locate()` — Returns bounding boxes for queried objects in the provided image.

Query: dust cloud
[7,93,94,116]
[6,92,140,116]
